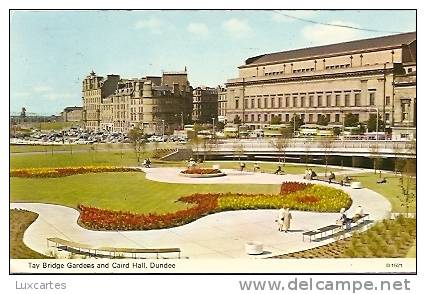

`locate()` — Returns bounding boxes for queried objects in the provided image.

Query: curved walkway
[11,168,391,259]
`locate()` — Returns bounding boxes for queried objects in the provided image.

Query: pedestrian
[277,207,285,232]
[253,162,260,172]
[274,164,282,175]
[337,208,351,230]
[282,208,292,233]
[240,162,246,172]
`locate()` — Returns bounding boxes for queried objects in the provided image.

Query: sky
[10,10,416,115]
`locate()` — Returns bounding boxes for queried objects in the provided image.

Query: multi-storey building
[142,71,193,134]
[192,86,218,123]
[225,32,416,131]
[82,71,120,130]
[61,106,82,122]
[217,86,227,123]
[82,70,192,134]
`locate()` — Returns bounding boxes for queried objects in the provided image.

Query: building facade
[225,32,416,130]
[192,86,218,123]
[82,71,120,130]
[217,86,227,123]
[61,106,83,122]
[82,70,192,134]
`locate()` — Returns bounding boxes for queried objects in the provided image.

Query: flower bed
[280,181,313,195]
[10,166,142,178]
[78,182,352,231]
[180,168,222,175]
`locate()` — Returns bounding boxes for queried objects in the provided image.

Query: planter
[350,181,363,189]
[179,172,226,178]
[245,241,264,255]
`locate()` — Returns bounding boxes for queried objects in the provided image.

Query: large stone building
[225,32,416,131]
[217,86,227,123]
[82,70,192,134]
[82,71,120,130]
[192,86,218,123]
[61,106,83,122]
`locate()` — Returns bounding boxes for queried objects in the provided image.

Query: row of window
[242,112,391,124]
[235,93,387,109]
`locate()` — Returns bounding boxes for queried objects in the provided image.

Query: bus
[223,125,238,138]
[298,124,318,137]
[316,125,334,137]
[238,125,249,138]
[263,124,290,137]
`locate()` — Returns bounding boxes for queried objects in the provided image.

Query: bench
[47,237,181,259]
[302,214,370,242]
[302,224,340,242]
[314,177,351,186]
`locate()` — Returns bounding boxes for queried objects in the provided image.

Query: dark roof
[244,32,416,66]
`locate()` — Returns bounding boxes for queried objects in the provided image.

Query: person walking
[282,208,292,233]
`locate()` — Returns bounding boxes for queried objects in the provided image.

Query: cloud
[222,18,252,37]
[272,10,318,23]
[134,17,164,33]
[33,86,52,92]
[42,93,74,102]
[302,21,365,46]
[187,22,209,36]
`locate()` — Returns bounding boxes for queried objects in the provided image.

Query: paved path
[11,168,391,259]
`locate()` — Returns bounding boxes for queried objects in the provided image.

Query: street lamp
[212,117,215,139]
[162,119,165,137]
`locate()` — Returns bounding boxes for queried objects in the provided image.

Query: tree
[317,114,329,126]
[233,142,245,161]
[270,115,282,125]
[216,121,225,131]
[397,158,416,216]
[319,137,333,176]
[233,115,242,126]
[128,124,146,163]
[270,128,292,166]
[366,114,385,133]
[290,115,303,133]
[369,143,382,175]
[344,113,359,127]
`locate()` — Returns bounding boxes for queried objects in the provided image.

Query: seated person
[328,172,336,183]
[337,208,352,230]
[310,170,317,179]
[253,162,260,172]
[376,177,387,184]
[274,164,282,175]
[239,162,246,172]
[352,205,365,222]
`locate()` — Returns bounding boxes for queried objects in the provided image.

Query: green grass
[10,209,50,259]
[343,173,416,213]
[10,143,135,153]
[10,151,340,176]
[11,172,280,214]
[10,150,150,169]
[199,161,339,175]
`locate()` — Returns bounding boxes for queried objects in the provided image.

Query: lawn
[10,209,50,259]
[343,173,416,213]
[10,150,148,169]
[10,151,340,176]
[10,172,280,214]
[199,161,339,175]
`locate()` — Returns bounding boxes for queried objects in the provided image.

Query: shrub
[181,168,222,175]
[280,181,312,195]
[10,166,142,178]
